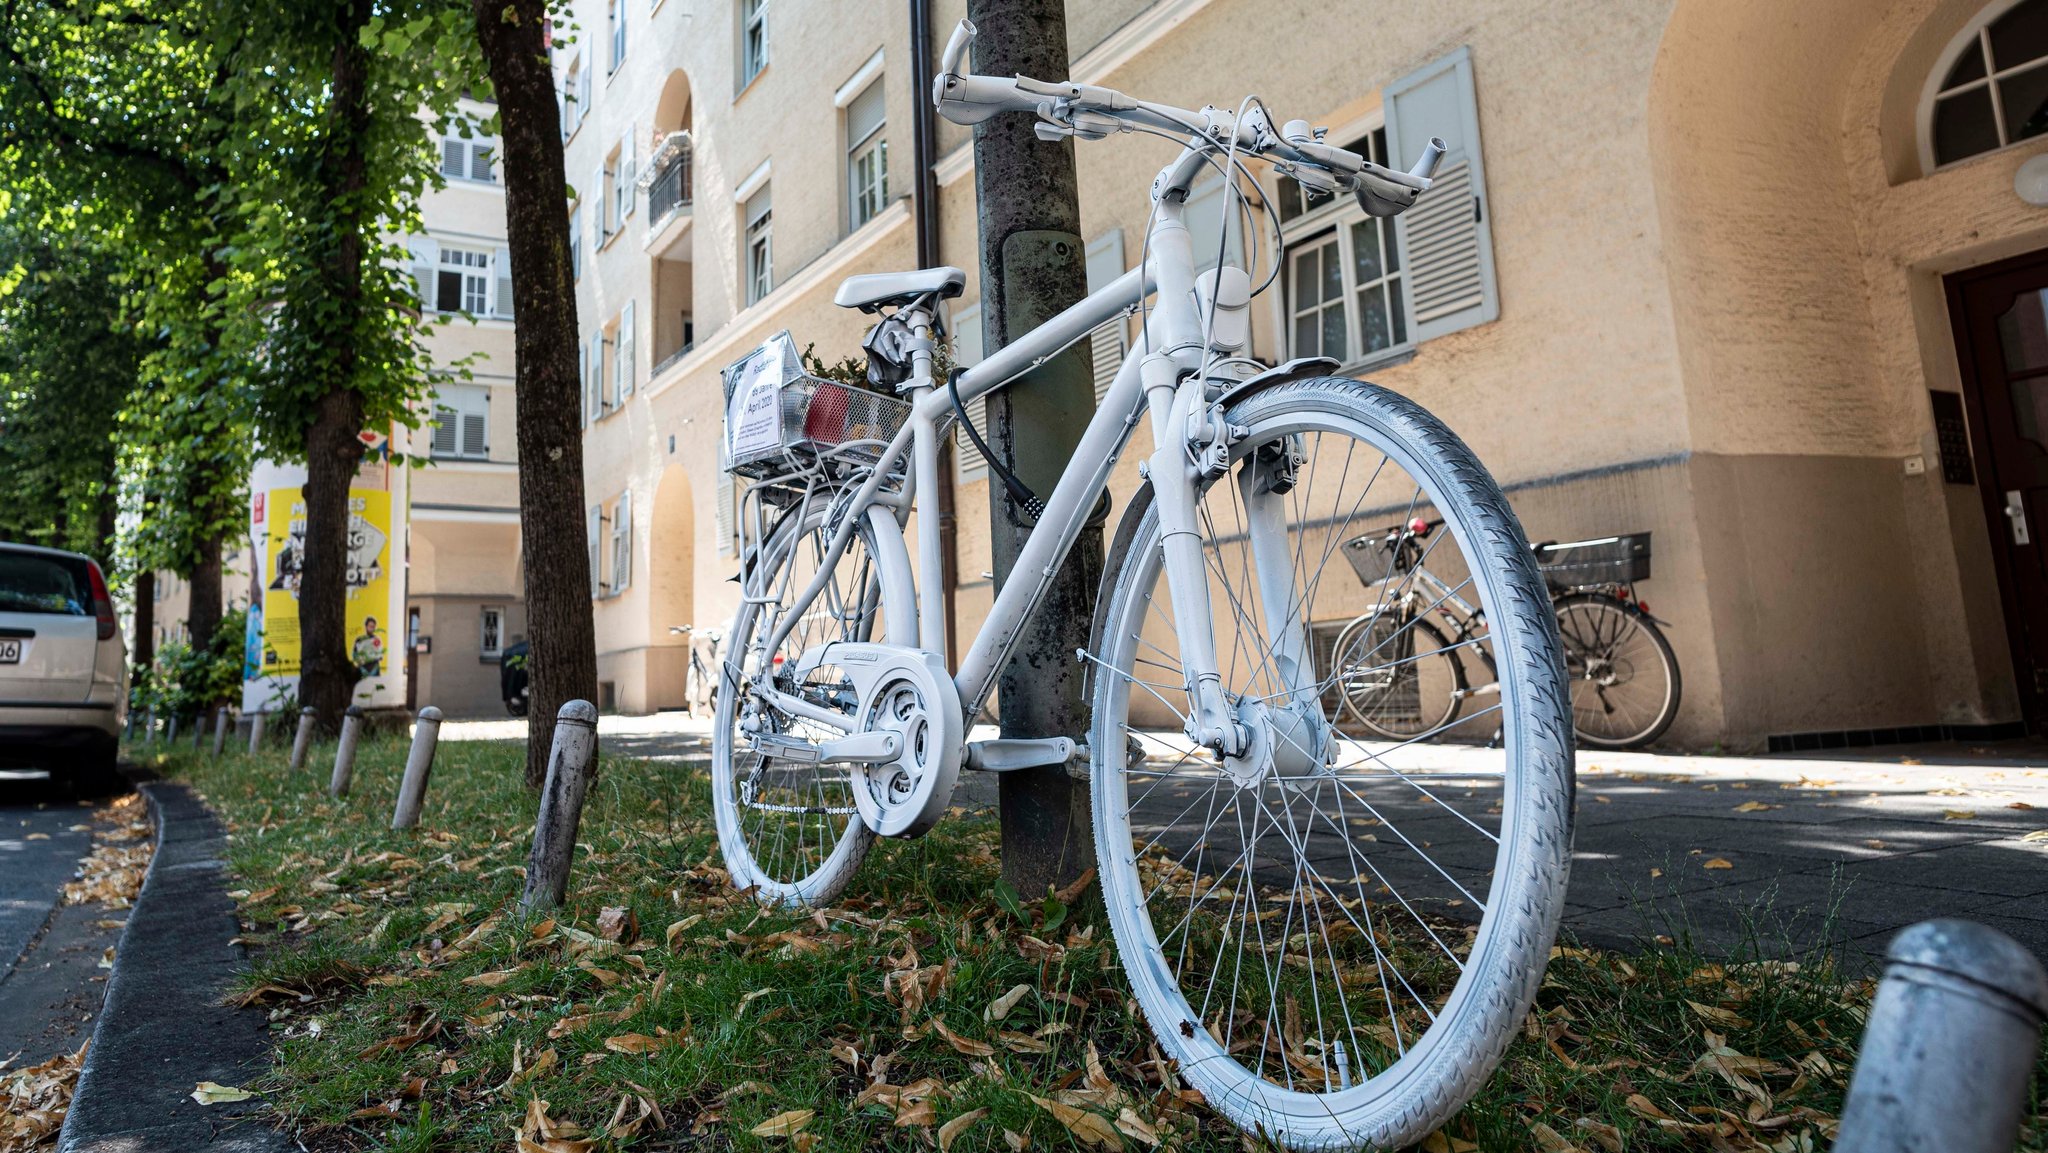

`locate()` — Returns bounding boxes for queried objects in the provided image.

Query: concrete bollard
[329,706,365,797]
[211,707,230,758]
[288,706,315,771]
[521,700,599,911]
[391,706,444,830]
[1835,919,2048,1153]
[248,710,266,754]
[192,715,204,750]
[144,707,157,746]
[165,714,179,746]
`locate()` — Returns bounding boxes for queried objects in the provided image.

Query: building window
[601,155,619,239]
[407,607,421,652]
[1928,0,2048,167]
[744,183,773,304]
[480,606,505,658]
[609,491,633,593]
[1280,127,1407,364]
[437,247,491,314]
[846,78,888,230]
[440,129,495,183]
[587,505,603,597]
[741,0,769,87]
[608,0,627,74]
[560,58,580,139]
[431,383,490,459]
[612,301,636,399]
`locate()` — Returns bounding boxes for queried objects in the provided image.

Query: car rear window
[0,549,92,616]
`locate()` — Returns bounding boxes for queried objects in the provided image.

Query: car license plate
[0,639,19,663]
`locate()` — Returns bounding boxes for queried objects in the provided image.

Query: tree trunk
[474,0,597,789]
[131,569,155,688]
[187,534,223,660]
[966,0,1100,898]
[296,0,375,735]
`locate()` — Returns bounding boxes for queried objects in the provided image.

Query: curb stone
[58,780,289,1153]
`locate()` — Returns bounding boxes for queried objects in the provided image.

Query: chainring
[788,642,962,837]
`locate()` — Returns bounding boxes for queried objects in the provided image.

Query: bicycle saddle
[834,266,966,312]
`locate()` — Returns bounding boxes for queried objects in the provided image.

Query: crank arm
[1452,681,1501,702]
[964,736,1077,772]
[750,729,902,765]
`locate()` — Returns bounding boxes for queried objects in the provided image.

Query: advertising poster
[257,487,393,680]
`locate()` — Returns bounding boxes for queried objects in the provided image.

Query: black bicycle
[1330,520,1683,749]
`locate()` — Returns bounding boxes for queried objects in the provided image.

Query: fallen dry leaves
[0,1042,86,1151]
[61,794,152,909]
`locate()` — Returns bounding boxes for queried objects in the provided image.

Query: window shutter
[460,398,488,458]
[568,208,582,280]
[578,343,590,426]
[577,55,592,123]
[589,331,605,415]
[591,165,606,238]
[620,124,637,218]
[472,139,495,182]
[714,471,735,556]
[494,245,514,319]
[613,491,632,590]
[1385,46,1498,342]
[950,303,987,480]
[1084,230,1126,407]
[431,405,459,455]
[847,79,886,148]
[588,506,603,596]
[619,300,635,395]
[408,237,439,307]
[441,135,465,178]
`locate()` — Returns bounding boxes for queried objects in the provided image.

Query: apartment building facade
[558,0,2048,750]
[394,96,530,718]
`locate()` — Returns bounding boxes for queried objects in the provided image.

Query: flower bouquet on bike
[710,21,1577,1149]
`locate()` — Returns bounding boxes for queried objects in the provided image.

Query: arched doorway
[647,462,698,712]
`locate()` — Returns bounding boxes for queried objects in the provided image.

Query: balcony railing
[642,132,693,228]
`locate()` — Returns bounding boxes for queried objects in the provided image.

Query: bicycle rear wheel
[1555,592,1681,749]
[711,496,913,906]
[1090,378,1573,1150]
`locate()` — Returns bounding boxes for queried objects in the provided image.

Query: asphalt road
[0,773,128,1069]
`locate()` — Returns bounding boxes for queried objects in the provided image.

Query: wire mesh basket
[722,330,910,480]
[1531,532,1652,588]
[1342,535,1409,586]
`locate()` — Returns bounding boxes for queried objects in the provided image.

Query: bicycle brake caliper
[1184,401,1246,480]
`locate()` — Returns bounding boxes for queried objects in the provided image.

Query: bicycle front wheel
[1332,610,1465,739]
[1555,592,1681,749]
[1090,378,1573,1150]
[711,496,914,906]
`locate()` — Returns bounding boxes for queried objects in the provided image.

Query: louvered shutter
[589,331,605,415]
[578,343,590,426]
[493,246,514,319]
[714,471,735,557]
[591,165,605,238]
[619,123,637,219]
[408,237,439,308]
[576,55,592,127]
[568,208,582,280]
[473,139,495,182]
[1084,230,1126,407]
[1386,46,1498,342]
[587,506,603,596]
[431,403,459,455]
[440,135,466,178]
[618,300,635,395]
[613,491,632,591]
[950,304,987,481]
[460,395,487,457]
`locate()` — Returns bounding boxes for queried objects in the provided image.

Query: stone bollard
[391,706,444,830]
[288,707,315,771]
[144,707,157,745]
[521,700,599,911]
[211,707,230,758]
[329,706,365,797]
[192,715,205,750]
[165,713,179,746]
[1835,919,2048,1153]
[248,710,266,754]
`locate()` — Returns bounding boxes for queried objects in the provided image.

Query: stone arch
[653,68,692,138]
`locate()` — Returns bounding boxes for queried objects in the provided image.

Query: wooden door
[1949,253,2048,731]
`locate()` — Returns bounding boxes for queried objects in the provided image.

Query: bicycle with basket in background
[708,20,1578,1150]
[1331,519,1682,749]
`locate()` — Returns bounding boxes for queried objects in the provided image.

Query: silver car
[0,542,126,789]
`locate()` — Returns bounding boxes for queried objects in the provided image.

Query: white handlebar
[929,19,1444,218]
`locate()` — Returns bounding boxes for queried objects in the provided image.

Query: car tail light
[87,561,116,641]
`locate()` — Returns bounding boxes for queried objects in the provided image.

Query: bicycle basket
[722,330,911,480]
[1341,535,1406,586]
[1531,531,1651,588]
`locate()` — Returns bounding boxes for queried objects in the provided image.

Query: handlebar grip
[1409,136,1447,181]
[940,19,975,77]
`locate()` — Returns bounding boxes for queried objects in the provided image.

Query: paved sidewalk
[442,714,2048,968]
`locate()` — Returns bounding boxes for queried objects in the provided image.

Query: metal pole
[391,706,444,830]
[1835,918,2048,1153]
[329,705,365,797]
[521,700,599,910]
[248,711,266,754]
[289,706,315,771]
[211,707,230,758]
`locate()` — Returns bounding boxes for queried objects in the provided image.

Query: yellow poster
[258,487,393,679]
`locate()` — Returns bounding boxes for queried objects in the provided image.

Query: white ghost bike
[710,20,1574,1150]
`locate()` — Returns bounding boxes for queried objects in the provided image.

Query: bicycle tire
[711,496,912,906]
[1554,591,1681,750]
[1089,377,1574,1150]
[1331,611,1465,739]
